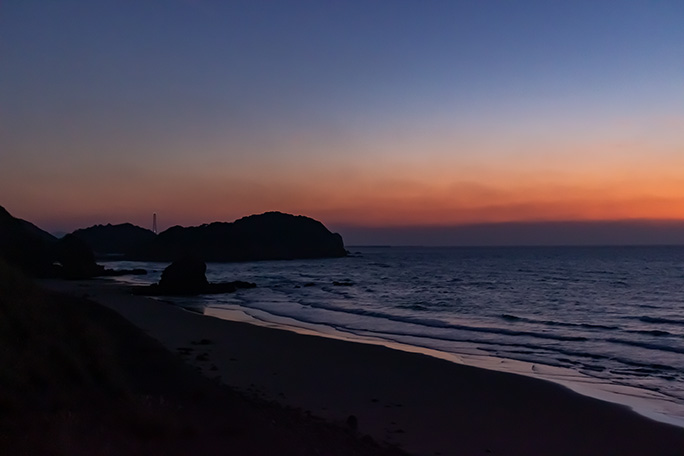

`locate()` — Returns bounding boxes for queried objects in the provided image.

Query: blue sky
[1,1,683,244]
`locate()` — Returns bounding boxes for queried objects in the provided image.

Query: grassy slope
[0,260,403,456]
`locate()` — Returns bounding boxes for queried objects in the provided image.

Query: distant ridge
[1,206,346,275]
[130,211,347,262]
[72,223,156,257]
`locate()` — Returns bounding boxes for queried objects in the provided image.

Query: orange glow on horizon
[4,134,683,233]
[12,171,683,233]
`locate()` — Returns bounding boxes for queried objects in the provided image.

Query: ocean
[105,245,684,427]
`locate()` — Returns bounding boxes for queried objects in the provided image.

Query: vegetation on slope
[0,260,402,455]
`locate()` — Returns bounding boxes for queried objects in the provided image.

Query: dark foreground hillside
[0,260,402,456]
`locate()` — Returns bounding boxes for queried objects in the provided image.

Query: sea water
[105,245,684,427]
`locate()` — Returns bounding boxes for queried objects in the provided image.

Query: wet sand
[44,279,684,456]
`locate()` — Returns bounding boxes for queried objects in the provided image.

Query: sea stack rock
[55,234,105,279]
[158,255,209,295]
[135,255,256,296]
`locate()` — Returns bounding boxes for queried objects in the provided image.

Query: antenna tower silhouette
[152,213,158,234]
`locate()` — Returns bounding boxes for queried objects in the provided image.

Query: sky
[1,1,683,245]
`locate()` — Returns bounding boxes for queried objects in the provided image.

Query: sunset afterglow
[1,1,683,243]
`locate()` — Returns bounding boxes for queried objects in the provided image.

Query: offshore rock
[158,255,209,295]
[54,234,105,279]
[134,256,256,296]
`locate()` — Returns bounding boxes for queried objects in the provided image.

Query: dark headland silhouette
[71,222,157,257]
[73,211,348,262]
[0,206,138,279]
[0,205,55,277]
[0,206,347,280]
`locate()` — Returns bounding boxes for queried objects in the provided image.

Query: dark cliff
[132,211,347,262]
[71,223,156,257]
[0,206,57,276]
[0,206,111,278]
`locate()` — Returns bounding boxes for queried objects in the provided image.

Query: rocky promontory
[71,223,156,257]
[130,211,347,262]
[2,206,347,279]
[0,205,146,279]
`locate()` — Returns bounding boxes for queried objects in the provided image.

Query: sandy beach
[43,278,684,456]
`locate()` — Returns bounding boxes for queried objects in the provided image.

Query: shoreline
[41,278,684,455]
[102,251,684,428]
[200,300,684,430]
